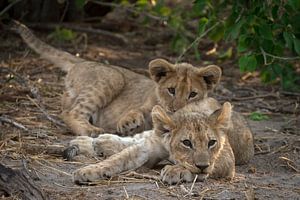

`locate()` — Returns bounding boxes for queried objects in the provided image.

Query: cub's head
[149,58,221,112]
[152,102,232,180]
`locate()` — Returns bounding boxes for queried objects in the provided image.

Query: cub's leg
[117,95,156,135]
[62,74,125,136]
[160,165,195,185]
[73,142,150,184]
[63,131,151,160]
[63,136,95,160]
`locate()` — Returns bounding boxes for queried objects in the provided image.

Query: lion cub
[65,98,253,165]
[11,20,221,136]
[72,98,235,184]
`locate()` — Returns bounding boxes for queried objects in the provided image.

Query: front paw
[73,163,113,184]
[93,136,123,158]
[161,165,194,185]
[85,126,105,138]
[117,110,145,135]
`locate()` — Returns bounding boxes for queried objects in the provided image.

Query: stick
[27,23,128,44]
[0,115,29,132]
[1,66,67,128]
[0,0,22,17]
[176,22,220,63]
[231,93,278,101]
[26,95,66,128]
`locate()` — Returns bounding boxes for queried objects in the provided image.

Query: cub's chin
[196,173,209,181]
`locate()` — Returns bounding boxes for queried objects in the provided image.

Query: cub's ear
[198,65,222,90]
[149,59,175,83]
[209,102,232,130]
[152,105,175,134]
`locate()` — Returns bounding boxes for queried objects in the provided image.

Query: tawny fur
[72,98,235,184]
[67,97,254,165]
[11,20,222,137]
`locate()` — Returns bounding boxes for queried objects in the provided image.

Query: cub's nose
[195,164,209,171]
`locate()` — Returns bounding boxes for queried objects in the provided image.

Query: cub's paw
[84,126,105,138]
[93,136,123,158]
[73,163,113,184]
[117,110,145,135]
[161,165,194,185]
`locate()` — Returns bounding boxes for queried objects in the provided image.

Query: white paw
[161,165,194,185]
[73,164,113,184]
[93,137,123,158]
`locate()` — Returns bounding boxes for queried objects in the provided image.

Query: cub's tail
[8,20,84,72]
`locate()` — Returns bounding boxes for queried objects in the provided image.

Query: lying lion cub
[72,98,235,184]
[65,97,254,165]
[10,20,221,136]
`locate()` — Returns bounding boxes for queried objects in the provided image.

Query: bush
[127,0,300,91]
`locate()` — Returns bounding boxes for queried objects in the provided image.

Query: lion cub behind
[10,20,221,137]
[72,98,235,184]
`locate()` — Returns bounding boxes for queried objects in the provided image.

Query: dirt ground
[0,18,299,200]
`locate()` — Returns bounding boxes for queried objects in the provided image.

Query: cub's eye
[182,139,193,148]
[167,87,176,96]
[208,139,217,148]
[188,91,198,99]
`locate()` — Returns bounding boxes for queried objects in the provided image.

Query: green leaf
[258,24,273,40]
[225,18,245,40]
[50,27,76,42]
[238,35,249,52]
[198,17,208,35]
[283,32,294,50]
[218,47,232,60]
[239,55,257,72]
[209,23,225,42]
[159,6,171,17]
[193,0,209,12]
[75,0,85,9]
[287,0,300,10]
[293,38,300,55]
[249,112,269,121]
[137,0,148,7]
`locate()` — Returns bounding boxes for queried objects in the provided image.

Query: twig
[87,0,163,21]
[123,186,129,199]
[1,67,66,127]
[0,0,22,16]
[231,93,278,101]
[279,156,299,173]
[0,66,28,87]
[280,90,300,96]
[260,47,300,62]
[28,22,128,44]
[189,174,198,195]
[26,95,66,128]
[176,23,220,63]
[33,159,72,177]
[0,115,29,132]
[123,171,161,181]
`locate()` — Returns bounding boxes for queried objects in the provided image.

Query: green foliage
[127,0,300,91]
[249,112,270,121]
[75,0,86,9]
[48,27,77,42]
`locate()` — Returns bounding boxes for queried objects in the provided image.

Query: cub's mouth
[183,164,210,180]
[196,173,209,181]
